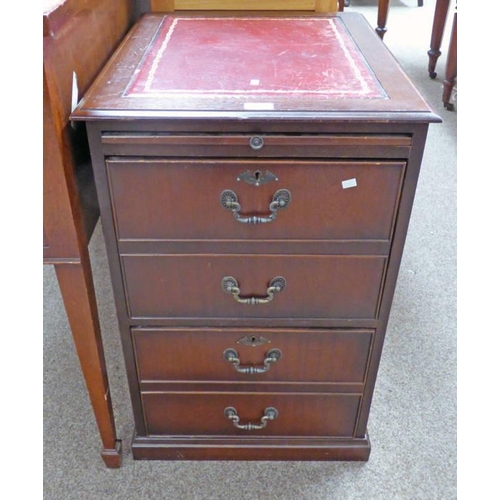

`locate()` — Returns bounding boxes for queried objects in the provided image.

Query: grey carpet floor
[43,1,457,498]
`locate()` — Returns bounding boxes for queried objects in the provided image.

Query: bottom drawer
[142,392,361,437]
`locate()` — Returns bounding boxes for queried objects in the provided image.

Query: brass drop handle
[220,188,291,224]
[224,406,278,430]
[221,276,286,305]
[223,348,282,374]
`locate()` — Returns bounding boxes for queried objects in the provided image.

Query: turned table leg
[54,253,122,468]
[428,0,451,78]
[442,10,457,110]
[338,0,388,40]
[376,0,390,39]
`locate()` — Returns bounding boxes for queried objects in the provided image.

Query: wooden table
[43,0,135,468]
[72,11,440,461]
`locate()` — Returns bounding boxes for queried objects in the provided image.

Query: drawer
[122,254,386,320]
[132,327,373,384]
[142,392,361,437]
[102,133,412,159]
[107,159,404,242]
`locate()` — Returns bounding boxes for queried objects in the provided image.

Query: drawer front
[142,392,361,437]
[107,159,404,241]
[102,134,412,159]
[122,254,386,320]
[132,327,373,384]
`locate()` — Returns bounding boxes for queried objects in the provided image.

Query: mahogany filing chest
[72,12,440,461]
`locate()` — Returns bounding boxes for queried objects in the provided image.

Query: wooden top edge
[72,109,442,123]
[70,12,442,124]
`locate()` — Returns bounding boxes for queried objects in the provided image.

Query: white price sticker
[342,178,358,189]
[244,102,275,110]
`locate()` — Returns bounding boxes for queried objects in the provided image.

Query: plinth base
[131,434,371,461]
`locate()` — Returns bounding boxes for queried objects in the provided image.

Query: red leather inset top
[125,17,385,100]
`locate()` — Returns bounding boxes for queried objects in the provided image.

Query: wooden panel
[43,0,134,260]
[132,327,373,383]
[43,66,81,260]
[150,0,337,13]
[142,392,360,436]
[151,0,175,11]
[121,254,386,320]
[315,0,337,12]
[107,159,404,242]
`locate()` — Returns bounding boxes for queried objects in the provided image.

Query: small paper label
[250,79,260,86]
[70,71,79,130]
[71,71,79,112]
[244,102,274,110]
[342,178,357,189]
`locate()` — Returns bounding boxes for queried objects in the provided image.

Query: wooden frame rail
[150,0,338,13]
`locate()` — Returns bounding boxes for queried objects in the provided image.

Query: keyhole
[250,336,257,345]
[254,171,262,185]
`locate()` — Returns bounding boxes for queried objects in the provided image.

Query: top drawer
[101,133,412,159]
[107,158,405,242]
